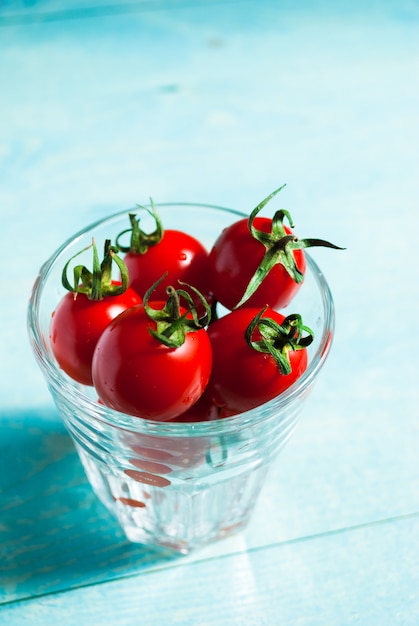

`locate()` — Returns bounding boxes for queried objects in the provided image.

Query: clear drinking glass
[27,202,334,554]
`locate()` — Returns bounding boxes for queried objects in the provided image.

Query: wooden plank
[1,514,418,625]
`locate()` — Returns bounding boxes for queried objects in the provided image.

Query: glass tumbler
[27,202,334,554]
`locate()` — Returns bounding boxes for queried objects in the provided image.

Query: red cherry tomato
[171,389,221,422]
[50,284,141,386]
[124,229,211,303]
[208,219,305,311]
[92,302,213,421]
[206,307,310,416]
[207,185,342,311]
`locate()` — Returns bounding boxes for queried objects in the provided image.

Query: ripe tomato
[124,230,210,301]
[206,307,312,416]
[50,285,141,386]
[117,206,211,308]
[171,389,221,422]
[51,240,142,386]
[208,186,342,311]
[208,217,305,311]
[92,301,213,421]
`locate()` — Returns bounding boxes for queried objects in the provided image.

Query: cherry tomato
[50,284,141,386]
[207,186,342,311]
[208,218,305,311]
[124,230,211,302]
[171,389,221,422]
[92,302,213,421]
[51,235,141,386]
[206,307,311,416]
[116,206,211,310]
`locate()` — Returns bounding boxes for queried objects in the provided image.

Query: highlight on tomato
[206,305,314,417]
[116,199,211,309]
[50,239,142,386]
[207,185,343,311]
[91,275,213,421]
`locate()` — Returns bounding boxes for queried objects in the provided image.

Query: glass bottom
[77,445,269,554]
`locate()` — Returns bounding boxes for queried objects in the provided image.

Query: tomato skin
[50,285,141,386]
[171,389,220,422]
[124,230,211,302]
[206,307,308,416]
[92,303,213,421]
[208,218,306,311]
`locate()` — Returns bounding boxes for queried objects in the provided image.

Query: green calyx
[116,198,163,254]
[62,238,129,300]
[245,307,314,375]
[235,184,345,308]
[143,274,211,348]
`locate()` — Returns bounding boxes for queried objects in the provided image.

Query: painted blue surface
[3,515,419,624]
[1,0,419,623]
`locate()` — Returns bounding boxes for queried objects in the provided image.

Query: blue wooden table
[1,1,418,623]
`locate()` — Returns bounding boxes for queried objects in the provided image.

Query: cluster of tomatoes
[50,186,341,422]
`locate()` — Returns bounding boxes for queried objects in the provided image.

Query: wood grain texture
[2,515,419,625]
[0,409,181,603]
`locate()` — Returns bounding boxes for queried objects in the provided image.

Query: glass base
[77,446,268,554]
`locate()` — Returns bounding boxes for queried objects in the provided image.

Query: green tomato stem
[115,198,163,254]
[61,238,130,301]
[245,307,314,375]
[143,274,211,348]
[235,185,345,308]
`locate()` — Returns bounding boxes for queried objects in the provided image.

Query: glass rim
[27,202,335,437]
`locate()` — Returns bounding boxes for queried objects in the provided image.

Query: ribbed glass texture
[28,203,334,553]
